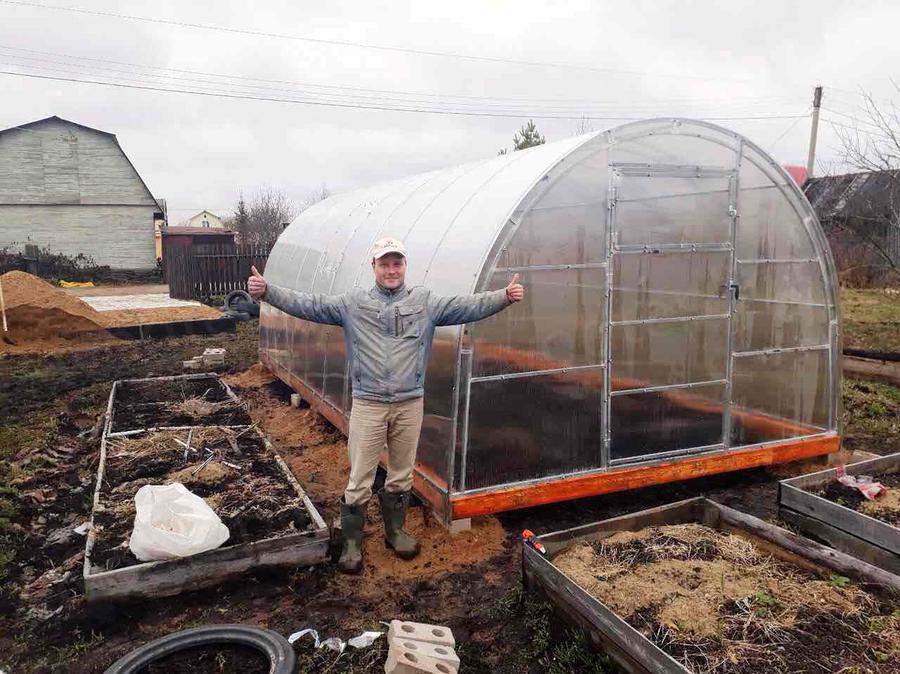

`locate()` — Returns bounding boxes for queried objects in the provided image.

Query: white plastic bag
[129,482,229,561]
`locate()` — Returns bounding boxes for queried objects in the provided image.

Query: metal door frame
[602,155,742,467]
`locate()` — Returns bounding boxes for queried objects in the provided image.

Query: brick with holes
[389,638,459,669]
[386,620,455,648]
[384,647,458,674]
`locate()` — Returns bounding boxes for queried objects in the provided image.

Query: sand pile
[0,270,110,344]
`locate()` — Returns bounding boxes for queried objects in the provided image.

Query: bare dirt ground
[1,322,897,673]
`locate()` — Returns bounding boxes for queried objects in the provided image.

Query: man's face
[373,253,407,289]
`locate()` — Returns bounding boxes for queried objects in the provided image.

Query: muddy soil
[92,427,314,572]
[555,524,898,674]
[817,473,900,527]
[110,376,251,432]
[3,326,897,673]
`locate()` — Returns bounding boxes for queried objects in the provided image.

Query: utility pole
[806,85,823,178]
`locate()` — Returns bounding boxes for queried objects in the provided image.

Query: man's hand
[248,265,268,300]
[506,273,525,303]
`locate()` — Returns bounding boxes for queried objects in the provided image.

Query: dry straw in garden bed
[555,523,899,674]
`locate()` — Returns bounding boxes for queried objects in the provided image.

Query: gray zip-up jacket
[265,283,511,403]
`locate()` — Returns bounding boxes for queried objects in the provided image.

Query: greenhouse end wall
[260,118,841,522]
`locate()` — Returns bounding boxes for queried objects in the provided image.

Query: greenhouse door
[605,163,738,465]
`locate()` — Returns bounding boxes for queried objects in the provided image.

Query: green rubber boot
[338,499,365,574]
[378,490,421,560]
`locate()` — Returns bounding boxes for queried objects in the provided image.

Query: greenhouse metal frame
[260,119,841,525]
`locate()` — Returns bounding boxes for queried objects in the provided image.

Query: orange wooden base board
[449,434,840,520]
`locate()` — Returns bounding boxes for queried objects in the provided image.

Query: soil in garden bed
[91,427,315,571]
[110,376,251,432]
[554,523,898,673]
[817,472,900,527]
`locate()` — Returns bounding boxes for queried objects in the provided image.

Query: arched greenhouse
[259,118,841,525]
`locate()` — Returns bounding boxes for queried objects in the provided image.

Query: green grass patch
[843,380,900,451]
[841,288,900,352]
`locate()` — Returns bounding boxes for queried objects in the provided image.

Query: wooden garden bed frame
[83,374,330,602]
[779,451,900,575]
[522,497,899,674]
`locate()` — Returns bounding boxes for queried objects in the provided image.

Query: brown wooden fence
[166,241,270,300]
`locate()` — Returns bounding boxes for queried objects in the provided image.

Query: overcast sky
[1,0,898,221]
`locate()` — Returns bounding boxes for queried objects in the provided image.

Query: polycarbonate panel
[418,326,461,490]
[737,260,827,305]
[734,302,830,352]
[614,176,732,246]
[612,251,730,321]
[305,323,327,394]
[524,145,610,211]
[471,267,605,376]
[609,125,738,168]
[322,325,347,408]
[736,186,816,260]
[611,318,728,391]
[506,204,606,267]
[731,349,830,446]
[424,134,601,295]
[463,369,603,490]
[611,383,725,461]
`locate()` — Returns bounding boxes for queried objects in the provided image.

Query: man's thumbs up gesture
[505,273,525,303]
[248,265,268,300]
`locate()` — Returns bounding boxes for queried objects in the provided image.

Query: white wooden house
[0,116,165,270]
[185,210,225,229]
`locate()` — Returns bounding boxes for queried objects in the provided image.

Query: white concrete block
[384,647,457,674]
[389,638,459,669]
[387,621,454,647]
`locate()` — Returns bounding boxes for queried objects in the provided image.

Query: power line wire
[0,51,802,116]
[0,44,799,110]
[0,67,812,122]
[0,0,750,82]
[765,108,810,153]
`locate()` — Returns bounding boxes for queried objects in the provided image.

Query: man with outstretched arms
[248,238,524,573]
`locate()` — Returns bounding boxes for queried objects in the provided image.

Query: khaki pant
[344,397,424,506]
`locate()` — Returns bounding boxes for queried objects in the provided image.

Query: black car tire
[104,624,296,674]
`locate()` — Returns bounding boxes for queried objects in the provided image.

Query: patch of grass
[841,287,900,352]
[842,380,900,454]
[492,584,613,673]
[830,574,851,589]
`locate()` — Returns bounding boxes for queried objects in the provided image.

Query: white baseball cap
[372,237,407,260]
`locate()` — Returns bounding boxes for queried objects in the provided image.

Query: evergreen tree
[513,120,546,151]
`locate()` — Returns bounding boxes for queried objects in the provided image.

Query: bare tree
[227,187,298,245]
[304,184,331,210]
[830,87,900,283]
[573,114,594,136]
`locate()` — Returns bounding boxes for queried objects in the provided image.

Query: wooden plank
[85,528,329,601]
[537,498,706,557]
[780,452,900,492]
[779,483,900,556]
[780,508,900,575]
[451,435,840,519]
[714,501,900,592]
[843,355,900,386]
